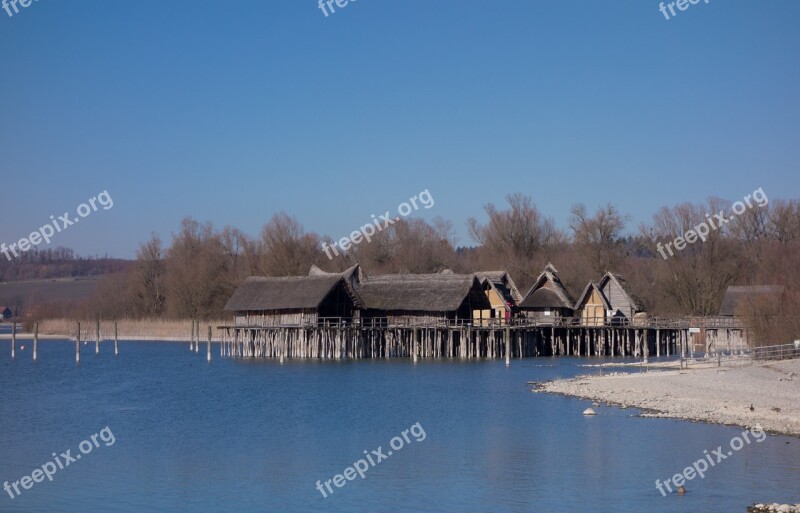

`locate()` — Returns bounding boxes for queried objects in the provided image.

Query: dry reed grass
[33,318,228,341]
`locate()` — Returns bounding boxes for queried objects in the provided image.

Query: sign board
[688,328,701,333]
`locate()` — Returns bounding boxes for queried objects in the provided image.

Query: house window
[544,309,551,316]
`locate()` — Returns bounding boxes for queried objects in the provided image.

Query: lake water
[0,340,798,512]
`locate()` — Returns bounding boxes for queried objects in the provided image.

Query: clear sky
[1,0,798,258]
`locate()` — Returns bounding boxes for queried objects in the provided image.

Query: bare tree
[569,203,628,276]
[355,217,456,274]
[165,218,231,319]
[467,193,560,282]
[131,233,166,317]
[258,212,323,276]
[645,199,743,315]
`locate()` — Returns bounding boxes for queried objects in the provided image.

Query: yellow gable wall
[473,287,509,324]
[580,287,606,326]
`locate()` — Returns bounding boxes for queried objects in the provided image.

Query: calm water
[0,339,798,513]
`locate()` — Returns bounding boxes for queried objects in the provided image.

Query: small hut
[224,273,362,327]
[574,282,611,326]
[519,264,576,323]
[0,306,11,320]
[474,271,523,325]
[597,272,645,322]
[357,273,490,327]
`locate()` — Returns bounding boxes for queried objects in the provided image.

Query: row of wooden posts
[6,320,216,363]
[7,321,122,363]
[218,325,703,364]
[188,319,213,362]
[8,321,733,364]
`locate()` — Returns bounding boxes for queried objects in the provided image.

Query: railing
[222,315,750,330]
[752,342,800,361]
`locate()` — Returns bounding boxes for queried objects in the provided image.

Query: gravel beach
[537,359,800,437]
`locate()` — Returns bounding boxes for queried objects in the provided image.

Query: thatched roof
[574,282,611,310]
[719,285,784,316]
[309,263,363,281]
[225,275,361,311]
[520,267,576,309]
[475,271,523,304]
[358,274,488,312]
[598,272,645,312]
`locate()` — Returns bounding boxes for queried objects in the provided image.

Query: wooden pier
[218,316,749,360]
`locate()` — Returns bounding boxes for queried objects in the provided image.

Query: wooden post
[195,321,200,353]
[114,321,119,356]
[207,326,212,362]
[11,321,16,359]
[642,330,648,364]
[76,322,81,363]
[190,320,195,351]
[95,319,100,354]
[505,327,511,365]
[33,322,38,362]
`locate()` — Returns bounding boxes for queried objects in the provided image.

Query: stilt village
[219,264,749,361]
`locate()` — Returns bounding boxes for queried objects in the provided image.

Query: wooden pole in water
[505,326,511,365]
[76,321,81,363]
[190,320,194,351]
[95,319,100,354]
[195,320,200,353]
[33,322,38,362]
[11,321,16,359]
[114,321,119,356]
[207,325,212,362]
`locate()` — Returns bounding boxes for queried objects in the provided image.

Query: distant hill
[0,247,132,282]
[0,277,102,315]
[0,248,134,316]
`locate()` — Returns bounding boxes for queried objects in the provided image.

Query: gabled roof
[598,272,645,312]
[224,275,362,311]
[358,274,489,312]
[475,271,523,304]
[520,267,576,309]
[573,282,611,310]
[719,285,784,316]
[309,263,363,282]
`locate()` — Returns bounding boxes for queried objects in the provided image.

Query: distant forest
[19,193,800,344]
[0,248,132,282]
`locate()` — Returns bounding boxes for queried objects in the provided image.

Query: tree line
[30,193,800,344]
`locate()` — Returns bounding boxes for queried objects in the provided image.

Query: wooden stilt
[11,321,16,359]
[207,326,212,362]
[33,322,38,362]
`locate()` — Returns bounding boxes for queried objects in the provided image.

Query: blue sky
[1,0,798,258]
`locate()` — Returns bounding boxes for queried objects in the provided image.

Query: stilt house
[519,264,576,323]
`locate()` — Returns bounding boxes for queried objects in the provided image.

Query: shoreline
[535,359,800,437]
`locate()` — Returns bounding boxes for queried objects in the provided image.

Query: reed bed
[32,318,228,342]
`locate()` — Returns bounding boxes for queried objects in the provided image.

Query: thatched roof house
[224,273,362,327]
[475,271,523,304]
[226,263,491,328]
[597,272,645,320]
[357,273,490,325]
[574,282,611,326]
[473,271,523,325]
[519,264,576,321]
[719,285,784,316]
